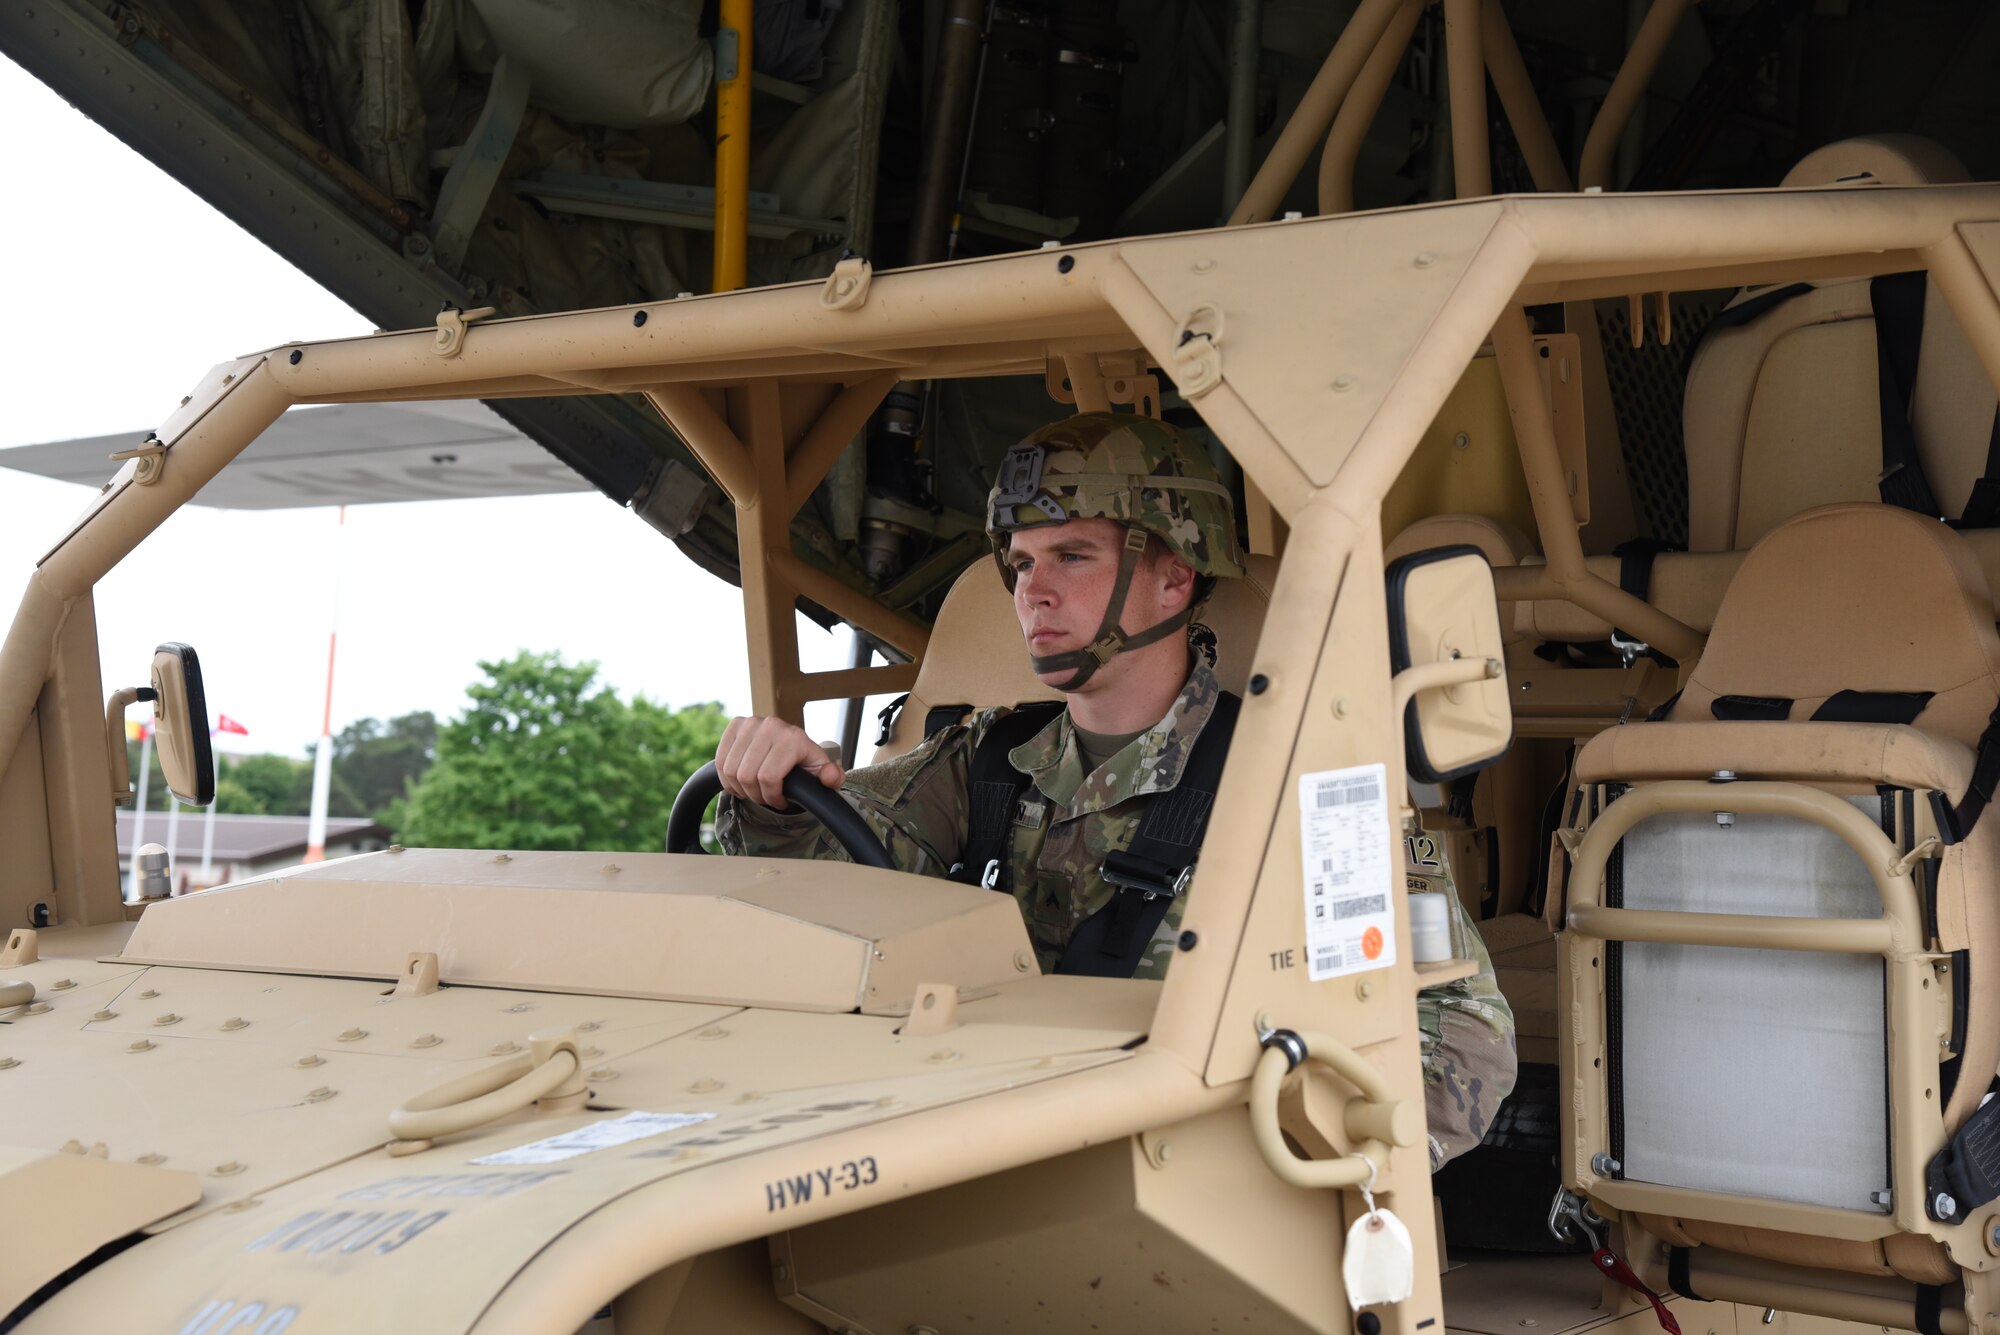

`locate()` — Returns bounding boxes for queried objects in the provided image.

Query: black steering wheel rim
[665,761,895,869]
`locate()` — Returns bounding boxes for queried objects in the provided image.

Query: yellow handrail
[713,0,754,292]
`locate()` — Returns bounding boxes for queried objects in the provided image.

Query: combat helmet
[986,412,1245,687]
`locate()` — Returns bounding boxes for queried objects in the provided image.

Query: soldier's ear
[1159,554,1197,611]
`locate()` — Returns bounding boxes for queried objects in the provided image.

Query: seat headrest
[1384,513,1533,568]
[875,553,1279,760]
[1780,134,1970,189]
[1385,514,1533,645]
[1685,134,1995,552]
[1671,504,2000,747]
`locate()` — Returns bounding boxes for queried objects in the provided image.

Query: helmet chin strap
[1027,526,1197,690]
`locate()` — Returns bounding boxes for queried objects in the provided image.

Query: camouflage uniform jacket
[1406,845,1517,1170]
[717,653,1516,1166]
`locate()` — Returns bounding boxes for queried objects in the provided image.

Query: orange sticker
[1361,926,1384,960]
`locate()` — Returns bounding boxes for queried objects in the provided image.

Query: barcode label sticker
[470,1111,716,1165]
[1299,764,1395,981]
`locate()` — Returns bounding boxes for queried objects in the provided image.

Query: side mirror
[1385,546,1511,782]
[148,643,215,807]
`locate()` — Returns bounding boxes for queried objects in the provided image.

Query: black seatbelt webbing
[1872,271,1947,518]
[1708,282,1813,331]
[1664,1248,1704,1303]
[1057,693,1242,977]
[1609,537,1679,666]
[874,693,909,746]
[1706,274,2000,528]
[1957,410,2000,529]
[950,702,1063,890]
[955,693,1242,976]
[1708,694,1792,722]
[1915,1286,1945,1335]
[1808,689,1934,725]
[1936,697,2000,844]
[924,703,973,738]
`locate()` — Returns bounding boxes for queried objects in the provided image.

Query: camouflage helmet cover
[985,412,1246,581]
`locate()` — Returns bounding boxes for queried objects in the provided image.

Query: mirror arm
[105,685,157,807]
[1390,654,1501,719]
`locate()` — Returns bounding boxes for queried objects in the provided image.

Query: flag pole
[304,506,345,863]
[127,729,153,902]
[203,716,246,888]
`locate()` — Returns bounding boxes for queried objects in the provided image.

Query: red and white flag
[214,714,250,736]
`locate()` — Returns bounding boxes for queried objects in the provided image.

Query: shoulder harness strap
[950,702,1064,889]
[1872,271,1947,519]
[1056,692,1243,978]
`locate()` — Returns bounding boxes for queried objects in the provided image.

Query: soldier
[715,411,1515,1168]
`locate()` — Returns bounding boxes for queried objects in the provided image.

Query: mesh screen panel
[1595,293,1732,547]
[1610,796,1891,1213]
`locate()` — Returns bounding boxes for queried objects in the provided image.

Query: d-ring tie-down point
[387,1026,585,1154]
[1249,1017,1422,1190]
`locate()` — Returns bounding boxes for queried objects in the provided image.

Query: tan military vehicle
[9,4,2000,1334]
[7,165,2000,1334]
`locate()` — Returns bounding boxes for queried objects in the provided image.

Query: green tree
[128,741,370,816]
[212,775,262,815]
[124,742,291,813]
[329,711,437,822]
[394,651,726,851]
[224,752,310,815]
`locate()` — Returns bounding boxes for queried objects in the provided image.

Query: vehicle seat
[1684,135,1996,551]
[874,553,1280,761]
[1564,503,2000,1292]
[1385,513,1534,645]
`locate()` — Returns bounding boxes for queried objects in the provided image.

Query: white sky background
[0,55,875,766]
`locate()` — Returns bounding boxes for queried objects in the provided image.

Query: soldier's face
[1007,519,1194,690]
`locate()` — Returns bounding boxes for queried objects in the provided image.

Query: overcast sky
[0,54,871,764]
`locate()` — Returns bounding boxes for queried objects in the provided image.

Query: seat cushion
[1667,504,2000,750]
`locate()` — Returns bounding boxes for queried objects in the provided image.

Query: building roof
[117,812,385,862]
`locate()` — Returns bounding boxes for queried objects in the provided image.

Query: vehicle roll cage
[5,183,2000,1077]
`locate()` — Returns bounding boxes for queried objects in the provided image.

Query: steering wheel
[665,761,896,869]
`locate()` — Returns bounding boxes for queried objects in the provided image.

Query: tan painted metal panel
[780,1107,1349,1333]
[588,980,1150,1109]
[0,708,55,928]
[0,1151,201,1314]
[0,962,736,1225]
[14,1047,1136,1333]
[1117,204,1505,489]
[39,591,120,926]
[119,848,1032,1014]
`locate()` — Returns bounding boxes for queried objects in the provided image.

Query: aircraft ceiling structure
[4,0,1999,626]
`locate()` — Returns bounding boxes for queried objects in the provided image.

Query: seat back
[1565,504,2000,1290]
[1684,135,1996,551]
[1384,513,1534,645]
[875,554,1279,761]
[1667,503,2000,746]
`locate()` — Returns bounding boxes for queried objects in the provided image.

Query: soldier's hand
[715,716,845,811]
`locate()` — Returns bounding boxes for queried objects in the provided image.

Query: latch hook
[820,253,873,311]
[1172,305,1225,399]
[109,435,168,486]
[434,303,498,358]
